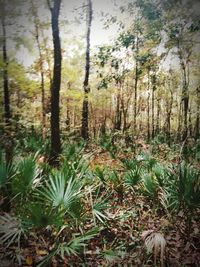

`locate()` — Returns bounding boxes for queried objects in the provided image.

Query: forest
[0,0,200,266]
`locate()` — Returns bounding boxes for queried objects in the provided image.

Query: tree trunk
[133,34,139,133]
[177,101,183,142]
[178,41,190,142]
[81,0,92,140]
[2,12,11,126]
[166,89,173,146]
[1,3,12,211]
[114,84,122,131]
[195,87,200,139]
[156,97,160,136]
[48,0,62,166]
[31,0,46,140]
[151,74,156,139]
[147,68,150,141]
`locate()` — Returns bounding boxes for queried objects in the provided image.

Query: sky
[3,0,200,70]
[5,0,122,67]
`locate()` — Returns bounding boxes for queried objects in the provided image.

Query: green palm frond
[12,157,41,196]
[124,168,141,188]
[101,249,120,263]
[141,172,159,197]
[93,200,109,223]
[60,228,99,257]
[159,186,179,213]
[0,162,15,189]
[179,162,200,209]
[122,158,138,170]
[94,166,106,183]
[37,228,99,266]
[139,153,157,170]
[26,203,64,228]
[36,174,82,216]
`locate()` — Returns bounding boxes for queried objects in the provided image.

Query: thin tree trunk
[195,87,200,139]
[166,89,173,146]
[151,74,156,139]
[188,107,192,137]
[48,0,62,166]
[31,0,46,140]
[182,64,189,142]
[1,3,12,211]
[147,68,150,141]
[114,83,122,131]
[2,13,11,126]
[178,41,190,142]
[156,97,160,135]
[177,101,183,142]
[2,9,13,165]
[81,0,92,140]
[133,34,139,133]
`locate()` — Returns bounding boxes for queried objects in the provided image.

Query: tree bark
[2,10,11,125]
[48,0,62,165]
[147,68,150,141]
[151,74,156,139]
[1,2,12,211]
[133,34,139,133]
[195,87,200,140]
[31,0,46,140]
[81,0,92,140]
[156,97,161,136]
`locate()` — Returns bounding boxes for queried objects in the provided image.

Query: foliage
[123,159,142,188]
[36,174,82,220]
[11,156,41,198]
[0,213,27,248]
[37,228,99,267]
[0,150,15,189]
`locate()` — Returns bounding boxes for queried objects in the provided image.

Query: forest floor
[0,142,200,267]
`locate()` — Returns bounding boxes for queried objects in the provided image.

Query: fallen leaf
[26,256,33,265]
[36,249,48,256]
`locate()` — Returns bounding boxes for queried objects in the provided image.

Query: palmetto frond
[0,213,27,248]
[12,157,41,196]
[142,230,166,267]
[0,150,15,188]
[37,228,99,266]
[36,174,82,215]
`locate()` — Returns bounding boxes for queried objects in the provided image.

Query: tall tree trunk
[1,2,12,211]
[2,7,13,166]
[147,68,150,141]
[114,84,122,131]
[151,74,156,139]
[156,97,161,135]
[195,87,200,140]
[31,0,46,140]
[133,34,139,133]
[178,41,190,142]
[166,88,173,146]
[48,0,62,165]
[177,101,183,142]
[2,12,11,126]
[81,0,92,140]
[182,64,189,142]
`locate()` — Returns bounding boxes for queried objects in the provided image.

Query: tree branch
[47,0,52,12]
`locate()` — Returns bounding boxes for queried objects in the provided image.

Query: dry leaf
[36,249,48,256]
[26,256,33,265]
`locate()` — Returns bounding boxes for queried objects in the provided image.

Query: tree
[47,0,62,165]
[30,0,47,140]
[0,0,14,173]
[81,0,93,140]
[1,2,11,126]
